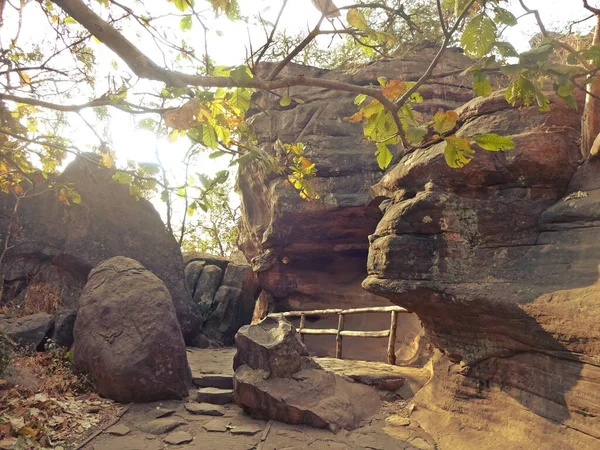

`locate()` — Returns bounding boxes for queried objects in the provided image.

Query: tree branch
[583,0,600,15]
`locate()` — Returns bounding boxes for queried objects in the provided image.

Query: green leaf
[179,16,192,31]
[209,150,227,159]
[461,13,497,58]
[229,88,251,113]
[495,41,519,58]
[113,172,133,184]
[444,136,474,168]
[433,110,459,134]
[375,143,393,170]
[160,190,169,202]
[202,124,218,149]
[215,169,229,184]
[472,71,493,97]
[347,8,369,31]
[354,93,367,105]
[493,7,517,26]
[64,17,77,24]
[279,96,292,107]
[472,133,514,151]
[172,0,191,12]
[405,126,427,145]
[138,162,160,175]
[230,65,253,85]
[519,44,554,66]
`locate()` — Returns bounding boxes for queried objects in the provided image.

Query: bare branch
[583,0,600,15]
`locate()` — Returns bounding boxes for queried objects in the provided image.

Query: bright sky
[5,0,598,227]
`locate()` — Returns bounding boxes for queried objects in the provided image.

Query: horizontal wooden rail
[269,305,408,318]
[267,305,408,364]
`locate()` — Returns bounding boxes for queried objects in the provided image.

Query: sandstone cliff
[239,46,475,362]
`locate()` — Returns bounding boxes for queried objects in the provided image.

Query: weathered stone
[230,424,263,436]
[202,418,230,432]
[164,431,193,445]
[0,333,14,375]
[195,387,233,405]
[185,261,205,295]
[0,313,53,350]
[184,252,230,270]
[203,286,256,346]
[233,317,310,378]
[73,257,191,403]
[192,373,233,389]
[363,90,600,448]
[184,402,225,416]
[106,424,131,436]
[0,156,202,342]
[222,263,257,291]
[233,365,381,432]
[139,417,186,435]
[193,265,222,306]
[51,308,76,348]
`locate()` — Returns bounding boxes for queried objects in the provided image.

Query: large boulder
[0,313,53,350]
[238,48,473,361]
[73,257,191,403]
[0,156,202,342]
[193,265,222,307]
[233,316,311,377]
[363,91,600,448]
[233,317,380,431]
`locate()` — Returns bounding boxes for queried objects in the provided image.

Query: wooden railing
[267,305,409,365]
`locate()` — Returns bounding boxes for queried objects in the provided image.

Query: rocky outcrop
[233,317,380,431]
[363,90,600,447]
[0,313,53,350]
[0,156,202,342]
[239,47,476,361]
[184,254,260,346]
[73,257,191,403]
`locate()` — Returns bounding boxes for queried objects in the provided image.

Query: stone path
[84,348,437,450]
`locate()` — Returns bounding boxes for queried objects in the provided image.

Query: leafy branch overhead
[0,0,599,210]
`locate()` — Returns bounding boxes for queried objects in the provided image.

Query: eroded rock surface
[239,47,474,361]
[232,318,380,431]
[0,156,202,342]
[363,91,600,447]
[73,257,191,403]
[184,254,260,346]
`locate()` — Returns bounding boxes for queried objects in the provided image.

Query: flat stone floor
[84,348,436,450]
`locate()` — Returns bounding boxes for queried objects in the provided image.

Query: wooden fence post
[335,313,345,359]
[387,310,398,365]
[299,313,306,343]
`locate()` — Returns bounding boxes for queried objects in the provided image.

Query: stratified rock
[184,252,230,270]
[203,286,256,345]
[193,265,222,307]
[51,308,76,348]
[233,365,380,432]
[0,313,53,350]
[363,90,600,447]
[73,257,191,403]
[233,317,311,378]
[238,50,469,361]
[0,156,202,342]
[195,387,233,405]
[184,260,205,295]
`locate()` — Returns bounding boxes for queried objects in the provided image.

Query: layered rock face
[239,47,475,361]
[0,156,202,342]
[363,91,600,447]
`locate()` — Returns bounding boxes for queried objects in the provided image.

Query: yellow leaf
[19,71,31,86]
[382,80,408,101]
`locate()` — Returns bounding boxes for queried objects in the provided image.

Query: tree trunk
[582,14,600,158]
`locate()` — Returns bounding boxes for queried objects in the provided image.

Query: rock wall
[363,90,600,447]
[0,156,202,342]
[239,46,475,362]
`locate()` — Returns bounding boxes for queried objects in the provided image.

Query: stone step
[195,387,233,405]
[192,373,233,390]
